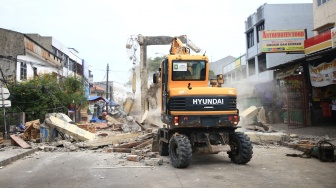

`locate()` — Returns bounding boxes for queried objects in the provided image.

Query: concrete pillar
[138,35,148,120]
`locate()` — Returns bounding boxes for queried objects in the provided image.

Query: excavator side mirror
[153,72,160,84]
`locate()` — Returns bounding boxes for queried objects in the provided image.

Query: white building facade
[244,3,314,83]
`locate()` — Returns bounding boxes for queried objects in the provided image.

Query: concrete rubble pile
[6,112,163,166]
[239,106,289,145]
[240,106,335,162]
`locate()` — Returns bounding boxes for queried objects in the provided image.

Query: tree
[147,56,164,73]
[125,55,164,87]
[5,73,86,122]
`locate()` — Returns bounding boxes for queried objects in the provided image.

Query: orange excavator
[151,36,253,168]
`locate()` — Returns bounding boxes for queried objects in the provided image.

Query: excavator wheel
[227,132,253,164]
[159,141,169,156]
[169,134,192,168]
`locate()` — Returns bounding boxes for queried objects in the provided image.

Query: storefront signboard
[275,64,300,79]
[261,30,306,53]
[309,58,336,87]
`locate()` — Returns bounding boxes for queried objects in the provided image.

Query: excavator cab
[171,61,206,81]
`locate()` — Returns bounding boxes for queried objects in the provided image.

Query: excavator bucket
[123,98,134,115]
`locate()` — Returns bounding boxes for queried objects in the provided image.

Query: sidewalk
[0,140,38,167]
[271,123,336,138]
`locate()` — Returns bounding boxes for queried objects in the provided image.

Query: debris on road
[46,114,96,141]
[10,134,31,149]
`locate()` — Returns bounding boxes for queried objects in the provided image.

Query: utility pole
[109,86,113,102]
[106,64,109,110]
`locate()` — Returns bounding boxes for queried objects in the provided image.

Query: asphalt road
[0,146,335,188]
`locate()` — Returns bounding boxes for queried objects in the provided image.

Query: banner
[275,63,300,79]
[309,58,336,87]
[332,28,336,48]
[261,30,306,53]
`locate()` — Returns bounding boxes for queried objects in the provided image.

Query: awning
[87,96,109,103]
[267,47,336,70]
[87,96,119,106]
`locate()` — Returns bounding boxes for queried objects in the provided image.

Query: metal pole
[1,85,7,140]
[106,64,109,111]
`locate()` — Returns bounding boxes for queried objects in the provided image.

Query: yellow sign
[235,58,241,68]
[261,30,306,53]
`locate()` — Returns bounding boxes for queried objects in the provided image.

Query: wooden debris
[94,122,109,129]
[77,124,96,133]
[112,148,132,153]
[23,119,41,141]
[137,133,154,141]
[112,141,146,153]
[135,120,146,131]
[134,139,153,149]
[117,140,146,148]
[10,134,31,149]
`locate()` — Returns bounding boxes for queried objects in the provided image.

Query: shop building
[222,3,314,124]
[269,0,336,127]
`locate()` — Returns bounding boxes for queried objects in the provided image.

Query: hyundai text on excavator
[151,36,253,168]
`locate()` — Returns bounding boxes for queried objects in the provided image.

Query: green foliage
[6,73,86,121]
[209,70,216,79]
[147,56,164,73]
[126,55,164,86]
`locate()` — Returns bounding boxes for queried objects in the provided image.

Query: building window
[232,72,235,82]
[246,30,254,48]
[69,59,74,71]
[258,54,267,73]
[33,67,37,78]
[63,55,69,68]
[248,58,255,76]
[317,0,330,6]
[20,62,27,80]
[256,21,265,43]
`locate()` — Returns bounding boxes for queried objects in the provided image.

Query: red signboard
[304,31,331,48]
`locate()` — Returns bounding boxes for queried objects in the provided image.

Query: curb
[0,148,39,167]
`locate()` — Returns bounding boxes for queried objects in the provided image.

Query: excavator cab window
[172,60,206,81]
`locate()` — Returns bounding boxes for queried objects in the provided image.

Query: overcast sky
[0,0,312,84]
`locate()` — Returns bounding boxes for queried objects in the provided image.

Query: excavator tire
[227,132,253,164]
[159,141,169,156]
[169,134,192,168]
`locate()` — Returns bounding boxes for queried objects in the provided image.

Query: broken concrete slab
[240,106,258,119]
[85,133,140,148]
[245,131,289,143]
[106,115,122,125]
[47,115,95,141]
